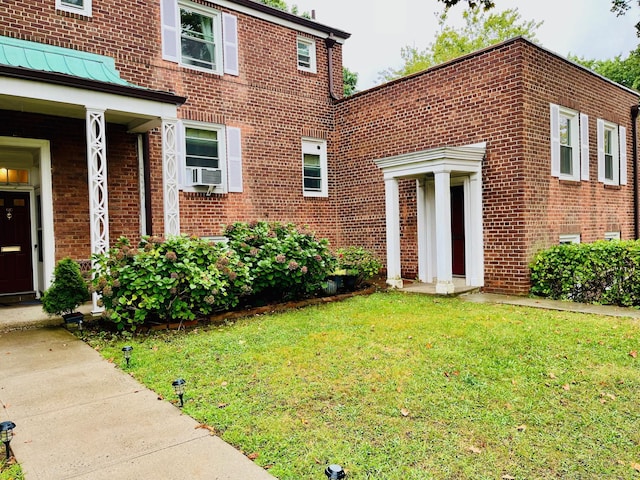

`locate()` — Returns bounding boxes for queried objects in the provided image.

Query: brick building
[0,0,638,303]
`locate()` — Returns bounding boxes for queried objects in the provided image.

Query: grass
[0,459,22,480]
[86,292,640,479]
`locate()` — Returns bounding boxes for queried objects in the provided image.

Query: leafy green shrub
[224,221,335,301]
[42,258,90,316]
[530,240,640,306]
[335,246,382,287]
[92,235,251,329]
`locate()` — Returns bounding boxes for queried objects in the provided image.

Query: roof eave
[0,65,187,106]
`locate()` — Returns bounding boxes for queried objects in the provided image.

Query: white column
[425,180,436,283]
[137,134,147,236]
[466,172,484,287]
[434,169,454,294]
[86,108,109,313]
[416,178,428,283]
[384,177,403,288]
[162,119,180,236]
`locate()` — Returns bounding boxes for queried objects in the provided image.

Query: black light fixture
[122,346,133,367]
[325,464,346,479]
[172,378,186,407]
[0,421,16,460]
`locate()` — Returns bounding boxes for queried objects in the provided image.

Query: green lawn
[86,292,640,479]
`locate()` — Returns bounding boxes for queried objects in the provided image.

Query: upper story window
[161,0,238,76]
[297,37,317,73]
[179,121,243,194]
[550,104,589,182]
[56,0,92,16]
[302,138,327,197]
[597,119,627,186]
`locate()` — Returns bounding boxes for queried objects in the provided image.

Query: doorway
[451,185,465,276]
[0,191,34,294]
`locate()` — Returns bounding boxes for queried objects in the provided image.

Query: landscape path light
[0,421,16,460]
[172,378,186,407]
[122,346,133,367]
[325,464,346,479]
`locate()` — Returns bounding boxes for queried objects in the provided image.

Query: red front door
[451,185,465,276]
[0,191,34,294]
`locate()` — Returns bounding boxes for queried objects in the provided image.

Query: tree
[343,66,359,96]
[379,8,541,82]
[438,0,640,36]
[571,47,640,90]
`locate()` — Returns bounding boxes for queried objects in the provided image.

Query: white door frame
[0,137,54,295]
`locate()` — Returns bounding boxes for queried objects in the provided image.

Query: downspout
[142,132,153,235]
[325,36,339,101]
[632,104,639,239]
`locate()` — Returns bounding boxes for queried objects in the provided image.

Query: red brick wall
[1,0,344,248]
[334,39,639,294]
[0,111,140,262]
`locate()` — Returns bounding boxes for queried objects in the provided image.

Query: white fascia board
[211,0,347,43]
[375,143,486,179]
[0,77,179,119]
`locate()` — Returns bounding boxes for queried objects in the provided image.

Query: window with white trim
[597,119,627,186]
[56,0,92,16]
[178,121,243,194]
[297,37,316,73]
[605,231,621,241]
[302,138,327,197]
[550,104,589,181]
[161,0,238,76]
[559,234,581,245]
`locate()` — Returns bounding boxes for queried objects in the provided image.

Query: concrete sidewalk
[0,327,275,480]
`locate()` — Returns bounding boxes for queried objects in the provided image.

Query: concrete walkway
[0,326,275,479]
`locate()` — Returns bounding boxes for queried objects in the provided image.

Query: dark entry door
[451,185,465,276]
[0,191,34,294]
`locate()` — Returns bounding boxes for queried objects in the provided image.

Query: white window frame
[297,37,317,73]
[302,138,327,197]
[179,121,228,194]
[550,104,588,182]
[177,1,224,75]
[605,231,621,241]
[56,0,92,16]
[597,119,627,186]
[559,234,581,245]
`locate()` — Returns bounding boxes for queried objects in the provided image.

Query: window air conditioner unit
[187,167,223,187]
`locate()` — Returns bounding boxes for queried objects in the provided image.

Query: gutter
[632,104,639,239]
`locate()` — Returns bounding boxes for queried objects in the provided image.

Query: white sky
[291,0,640,90]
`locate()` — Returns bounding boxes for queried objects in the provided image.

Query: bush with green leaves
[42,257,90,316]
[335,246,383,286]
[530,240,640,306]
[224,221,335,301]
[92,235,251,329]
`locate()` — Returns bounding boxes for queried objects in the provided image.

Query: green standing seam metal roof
[0,35,136,87]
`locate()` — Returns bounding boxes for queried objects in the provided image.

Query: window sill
[558,179,582,187]
[603,184,622,191]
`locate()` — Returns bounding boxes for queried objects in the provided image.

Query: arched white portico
[375,143,486,294]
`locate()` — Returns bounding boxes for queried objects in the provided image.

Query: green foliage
[257,0,311,18]
[0,459,23,480]
[335,246,382,285]
[531,240,640,306]
[224,221,335,301]
[379,8,542,82]
[611,0,640,35]
[92,236,251,329]
[571,47,640,91]
[42,258,90,316]
[343,66,359,96]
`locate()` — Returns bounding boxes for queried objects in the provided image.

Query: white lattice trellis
[86,108,109,312]
[162,119,181,236]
